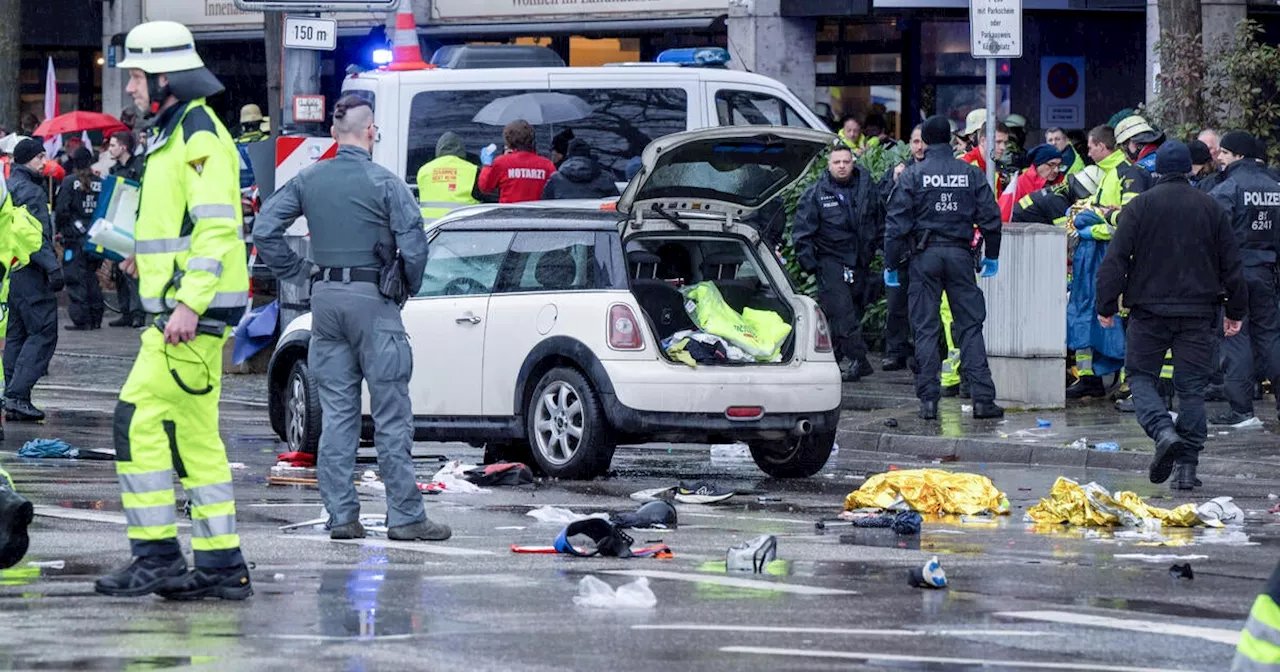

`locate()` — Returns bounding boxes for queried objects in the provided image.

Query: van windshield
[406,88,687,183]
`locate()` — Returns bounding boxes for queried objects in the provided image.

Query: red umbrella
[33,111,128,138]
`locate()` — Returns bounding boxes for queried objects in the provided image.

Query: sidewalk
[835,367,1280,479]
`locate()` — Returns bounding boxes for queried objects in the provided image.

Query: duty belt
[920,236,970,249]
[313,267,380,284]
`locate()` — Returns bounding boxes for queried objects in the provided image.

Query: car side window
[416,231,514,298]
[714,90,808,128]
[495,231,598,293]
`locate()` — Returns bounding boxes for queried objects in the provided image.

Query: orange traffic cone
[386,2,431,71]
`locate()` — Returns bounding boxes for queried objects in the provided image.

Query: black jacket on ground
[7,165,59,277]
[541,143,617,200]
[792,167,881,273]
[1097,174,1247,320]
[1209,159,1280,267]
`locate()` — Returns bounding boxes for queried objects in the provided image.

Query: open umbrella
[472,92,593,126]
[33,111,129,138]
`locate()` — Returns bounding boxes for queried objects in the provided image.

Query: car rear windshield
[635,136,820,209]
[406,88,687,183]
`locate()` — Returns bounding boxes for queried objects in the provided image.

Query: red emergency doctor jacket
[478,150,556,204]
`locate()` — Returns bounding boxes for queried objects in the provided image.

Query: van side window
[406,88,688,184]
[416,231,514,298]
[714,90,807,128]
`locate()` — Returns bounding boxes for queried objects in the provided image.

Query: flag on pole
[43,57,61,157]
[81,130,92,150]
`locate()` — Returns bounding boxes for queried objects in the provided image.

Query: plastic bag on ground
[427,461,488,494]
[527,505,608,525]
[1195,497,1244,527]
[1025,477,1203,527]
[573,575,657,609]
[842,469,1010,516]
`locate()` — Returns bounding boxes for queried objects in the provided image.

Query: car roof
[436,205,620,232]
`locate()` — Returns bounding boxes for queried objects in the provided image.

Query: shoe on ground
[387,519,452,541]
[0,487,34,569]
[1148,429,1186,485]
[108,316,133,327]
[881,356,908,372]
[329,521,366,540]
[156,564,253,601]
[94,554,188,597]
[1115,397,1135,413]
[675,481,735,504]
[1210,410,1263,429]
[941,384,959,398]
[918,400,938,420]
[972,401,1005,419]
[630,486,678,503]
[64,323,94,332]
[1204,383,1227,402]
[842,359,875,383]
[1066,375,1107,399]
[1171,463,1202,489]
[4,399,44,422]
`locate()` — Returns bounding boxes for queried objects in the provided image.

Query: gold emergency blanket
[842,469,1010,516]
[1025,477,1201,527]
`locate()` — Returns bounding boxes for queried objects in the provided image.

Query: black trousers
[3,269,57,402]
[1222,265,1280,416]
[65,247,104,327]
[814,257,867,366]
[112,265,144,321]
[1125,310,1213,465]
[907,246,996,403]
[884,260,912,360]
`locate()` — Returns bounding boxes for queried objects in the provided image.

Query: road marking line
[603,569,855,596]
[719,646,1181,671]
[256,634,419,641]
[33,505,190,528]
[284,534,494,557]
[634,624,1054,637]
[995,610,1239,645]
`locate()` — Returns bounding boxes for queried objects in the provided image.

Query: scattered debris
[276,451,316,467]
[884,418,899,428]
[1270,502,1280,515]
[527,506,608,526]
[573,576,657,609]
[961,404,973,414]
[1169,563,1194,580]
[464,462,533,487]
[1267,493,1278,500]
[843,469,1010,516]
[278,516,327,532]
[1094,442,1120,452]
[1068,438,1089,450]
[710,443,751,462]
[1037,418,1052,428]
[674,481,735,505]
[273,573,286,581]
[426,461,488,494]
[26,560,64,569]
[614,501,678,530]
[495,526,526,531]
[757,496,783,504]
[18,439,77,459]
[630,486,677,503]
[227,462,247,470]
[1114,553,1208,563]
[1196,497,1245,527]
[727,534,777,573]
[960,515,999,525]
[845,511,923,535]
[1025,477,1219,528]
[907,555,947,589]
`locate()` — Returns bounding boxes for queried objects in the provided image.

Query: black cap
[921,115,951,145]
[1187,140,1212,166]
[69,147,93,172]
[1220,130,1258,159]
[12,138,44,166]
[1155,139,1193,175]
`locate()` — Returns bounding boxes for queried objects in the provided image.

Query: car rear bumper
[601,395,841,444]
[599,358,843,414]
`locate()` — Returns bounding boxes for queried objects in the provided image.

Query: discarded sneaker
[387,519,452,542]
[1148,429,1186,485]
[614,500,677,529]
[675,481,735,504]
[0,485,34,569]
[157,564,253,601]
[907,555,947,589]
[94,554,188,597]
[726,534,777,573]
[329,521,366,540]
[1209,411,1263,429]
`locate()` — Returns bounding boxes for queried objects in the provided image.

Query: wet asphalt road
[1,402,1278,671]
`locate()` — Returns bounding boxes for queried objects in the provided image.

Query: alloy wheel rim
[287,374,307,451]
[533,382,584,466]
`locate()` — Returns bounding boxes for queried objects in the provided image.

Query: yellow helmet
[963,109,988,136]
[240,104,264,124]
[1072,165,1104,196]
[117,21,205,74]
[1115,115,1157,145]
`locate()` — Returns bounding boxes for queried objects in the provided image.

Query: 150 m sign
[284,16,338,51]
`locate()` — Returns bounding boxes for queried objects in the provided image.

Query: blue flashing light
[655,47,731,67]
[372,48,394,65]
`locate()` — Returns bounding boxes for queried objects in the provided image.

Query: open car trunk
[626,233,796,366]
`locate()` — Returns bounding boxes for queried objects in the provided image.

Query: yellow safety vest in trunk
[417,155,478,223]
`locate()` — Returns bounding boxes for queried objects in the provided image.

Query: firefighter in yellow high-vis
[93,21,252,601]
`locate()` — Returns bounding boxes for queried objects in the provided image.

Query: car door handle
[456,315,482,325]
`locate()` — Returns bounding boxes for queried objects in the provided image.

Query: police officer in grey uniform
[254,95,450,542]
[885,115,1004,421]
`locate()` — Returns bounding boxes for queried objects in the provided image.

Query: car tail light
[814,307,833,353]
[608,304,644,350]
[726,406,763,420]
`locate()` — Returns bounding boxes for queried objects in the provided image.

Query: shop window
[406,88,688,182]
[714,90,809,128]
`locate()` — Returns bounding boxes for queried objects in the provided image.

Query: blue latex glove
[1073,210,1103,234]
[480,144,498,167]
[1076,225,1094,240]
[980,258,999,278]
[884,268,900,287]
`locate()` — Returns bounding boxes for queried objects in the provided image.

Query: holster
[373,241,409,307]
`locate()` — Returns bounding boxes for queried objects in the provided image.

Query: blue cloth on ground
[19,439,77,459]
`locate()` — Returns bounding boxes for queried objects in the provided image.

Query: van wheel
[285,360,322,455]
[749,429,836,478]
[526,367,614,479]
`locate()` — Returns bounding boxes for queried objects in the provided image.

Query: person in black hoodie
[55,147,105,331]
[541,139,618,200]
[1096,140,1249,491]
[3,138,63,422]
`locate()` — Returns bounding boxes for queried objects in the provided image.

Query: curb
[836,428,1280,479]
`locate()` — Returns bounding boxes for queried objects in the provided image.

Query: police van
[337,46,831,188]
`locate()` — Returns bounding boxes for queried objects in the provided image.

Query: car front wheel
[284,359,322,455]
[526,367,614,479]
[749,428,836,478]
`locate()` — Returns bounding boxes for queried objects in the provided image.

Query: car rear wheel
[526,367,614,479]
[285,359,322,455]
[749,428,836,478]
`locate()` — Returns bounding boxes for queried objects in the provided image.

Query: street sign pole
[969,0,1022,191]
[986,58,996,190]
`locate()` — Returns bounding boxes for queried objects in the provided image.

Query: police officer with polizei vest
[94,21,253,600]
[792,143,883,382]
[885,115,1004,421]
[56,147,105,331]
[1208,131,1280,428]
[255,95,451,544]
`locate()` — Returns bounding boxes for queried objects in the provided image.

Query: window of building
[714,90,809,128]
[417,231,514,298]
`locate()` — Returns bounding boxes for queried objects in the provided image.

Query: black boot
[0,487,33,569]
[108,315,133,327]
[843,359,874,383]
[1114,397,1135,413]
[959,379,972,400]
[64,323,93,332]
[95,554,188,597]
[918,400,938,420]
[1066,375,1107,399]
[387,519,452,542]
[1148,429,1186,484]
[329,521,366,540]
[1172,462,1199,491]
[973,401,1005,419]
[881,356,908,372]
[941,384,960,398]
[157,564,254,601]
[4,399,44,422]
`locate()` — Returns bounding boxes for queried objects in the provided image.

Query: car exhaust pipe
[792,419,812,437]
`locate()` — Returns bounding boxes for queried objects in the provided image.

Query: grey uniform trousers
[907,245,997,403]
[310,280,424,529]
